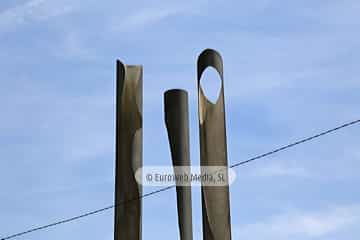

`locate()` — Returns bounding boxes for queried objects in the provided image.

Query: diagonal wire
[1,119,359,240]
[0,185,175,240]
[230,119,360,168]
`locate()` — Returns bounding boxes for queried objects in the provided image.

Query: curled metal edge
[164,89,193,240]
[114,60,143,240]
[197,49,232,240]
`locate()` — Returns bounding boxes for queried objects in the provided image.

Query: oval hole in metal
[200,66,222,104]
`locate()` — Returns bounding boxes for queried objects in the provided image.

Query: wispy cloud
[250,162,309,178]
[111,3,195,32]
[299,1,360,26]
[0,0,75,31]
[52,31,97,61]
[233,205,360,240]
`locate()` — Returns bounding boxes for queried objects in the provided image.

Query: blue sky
[0,0,360,239]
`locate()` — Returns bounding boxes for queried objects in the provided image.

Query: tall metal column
[164,89,193,240]
[114,60,143,240]
[197,49,232,240]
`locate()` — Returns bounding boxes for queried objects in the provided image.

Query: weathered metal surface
[114,60,143,240]
[164,89,193,240]
[197,49,232,240]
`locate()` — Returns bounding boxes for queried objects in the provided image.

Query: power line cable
[230,119,360,168]
[1,119,359,240]
[0,185,176,240]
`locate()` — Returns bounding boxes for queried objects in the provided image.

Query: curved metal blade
[114,60,143,240]
[197,49,232,240]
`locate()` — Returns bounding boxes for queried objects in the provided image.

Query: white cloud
[123,7,182,28]
[111,3,197,32]
[233,205,360,240]
[0,0,75,30]
[300,1,360,26]
[251,163,309,178]
[52,31,97,61]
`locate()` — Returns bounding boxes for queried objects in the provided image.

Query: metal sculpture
[197,49,232,240]
[114,60,143,240]
[164,89,193,240]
